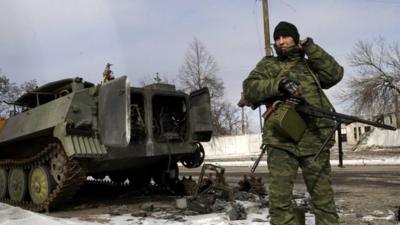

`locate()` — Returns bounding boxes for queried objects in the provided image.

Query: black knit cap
[273,21,300,44]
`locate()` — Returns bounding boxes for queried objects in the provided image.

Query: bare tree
[209,100,241,135]
[210,99,226,135]
[178,38,235,136]
[0,71,38,117]
[178,38,224,100]
[341,37,400,127]
[177,38,244,135]
[221,102,241,135]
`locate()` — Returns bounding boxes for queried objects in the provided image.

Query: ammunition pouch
[272,101,306,142]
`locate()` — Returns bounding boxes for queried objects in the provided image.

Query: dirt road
[181,165,400,225]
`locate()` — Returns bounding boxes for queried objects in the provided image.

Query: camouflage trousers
[267,148,339,225]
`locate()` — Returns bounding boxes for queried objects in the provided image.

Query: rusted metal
[186,164,234,213]
[181,176,197,196]
[194,163,233,201]
[187,195,214,214]
[238,175,266,195]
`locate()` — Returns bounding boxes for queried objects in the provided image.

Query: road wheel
[180,142,205,168]
[50,151,67,184]
[8,168,27,202]
[0,168,7,198]
[29,166,54,205]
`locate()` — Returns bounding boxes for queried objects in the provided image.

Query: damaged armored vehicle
[0,72,212,211]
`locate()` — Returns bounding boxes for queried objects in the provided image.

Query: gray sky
[1,0,399,129]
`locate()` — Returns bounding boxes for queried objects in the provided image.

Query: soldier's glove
[279,78,301,97]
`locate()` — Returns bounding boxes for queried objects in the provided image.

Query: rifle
[239,95,397,167]
[293,98,396,164]
[295,101,396,131]
[250,144,267,173]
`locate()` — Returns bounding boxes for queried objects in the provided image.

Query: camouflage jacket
[243,39,343,156]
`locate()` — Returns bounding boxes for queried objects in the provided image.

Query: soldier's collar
[275,45,305,61]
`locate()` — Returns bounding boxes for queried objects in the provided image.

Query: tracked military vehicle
[0,74,212,211]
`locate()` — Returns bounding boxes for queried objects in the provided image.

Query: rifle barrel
[296,105,396,131]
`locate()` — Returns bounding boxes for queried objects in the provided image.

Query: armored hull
[0,77,212,211]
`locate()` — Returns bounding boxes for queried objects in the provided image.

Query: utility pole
[240,0,273,133]
[256,0,273,132]
[262,0,273,57]
[395,94,400,128]
[241,106,245,134]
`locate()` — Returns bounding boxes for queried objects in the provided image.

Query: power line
[278,0,296,12]
[252,0,265,57]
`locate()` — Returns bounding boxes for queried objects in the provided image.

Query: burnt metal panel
[14,78,94,108]
[98,76,131,147]
[0,95,73,143]
[189,87,213,142]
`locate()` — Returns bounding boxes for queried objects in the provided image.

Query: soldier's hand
[237,92,248,108]
[299,37,310,48]
[279,78,301,97]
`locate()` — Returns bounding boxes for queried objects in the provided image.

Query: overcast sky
[1,0,399,129]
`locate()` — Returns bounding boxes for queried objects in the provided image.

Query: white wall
[366,129,400,147]
[203,128,400,159]
[203,134,262,159]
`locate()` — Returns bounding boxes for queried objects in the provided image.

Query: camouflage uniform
[243,39,343,225]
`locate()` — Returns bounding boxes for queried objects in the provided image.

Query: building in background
[336,112,398,145]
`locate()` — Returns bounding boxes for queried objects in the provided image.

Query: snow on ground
[2,155,400,225]
[0,203,91,225]
[0,201,315,225]
[2,155,399,225]
[2,201,397,225]
[2,141,399,225]
[201,157,400,167]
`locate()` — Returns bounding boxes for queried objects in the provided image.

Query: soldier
[103,63,115,82]
[242,21,343,225]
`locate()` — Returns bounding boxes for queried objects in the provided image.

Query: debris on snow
[226,202,247,220]
[141,202,154,212]
[109,205,130,216]
[362,210,396,222]
[238,175,267,195]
